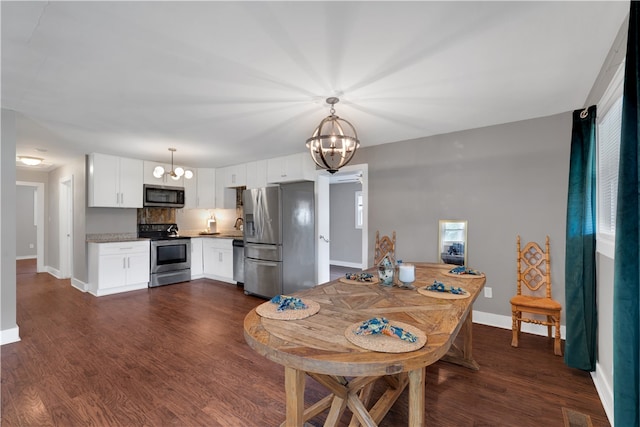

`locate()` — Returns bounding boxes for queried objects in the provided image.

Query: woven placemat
[344,320,427,353]
[256,299,320,320]
[338,276,379,285]
[442,271,485,279]
[417,287,470,299]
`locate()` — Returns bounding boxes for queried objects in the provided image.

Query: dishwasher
[232,239,244,284]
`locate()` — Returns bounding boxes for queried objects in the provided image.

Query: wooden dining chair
[510,235,562,356]
[374,231,396,265]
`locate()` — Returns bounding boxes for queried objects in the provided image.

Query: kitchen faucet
[234,217,244,230]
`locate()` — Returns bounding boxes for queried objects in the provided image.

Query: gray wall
[357,112,571,318]
[2,109,18,337]
[17,161,50,268]
[48,156,88,283]
[15,186,36,258]
[330,182,362,265]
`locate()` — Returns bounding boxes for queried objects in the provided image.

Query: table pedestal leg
[408,367,425,427]
[285,366,305,427]
[441,310,480,370]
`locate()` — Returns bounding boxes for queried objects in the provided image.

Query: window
[596,61,624,258]
[597,96,622,236]
[355,191,363,229]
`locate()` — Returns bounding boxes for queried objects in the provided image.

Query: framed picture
[438,220,468,266]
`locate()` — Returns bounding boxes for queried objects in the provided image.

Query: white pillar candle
[398,264,415,283]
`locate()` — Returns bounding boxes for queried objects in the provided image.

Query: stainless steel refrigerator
[243,182,315,298]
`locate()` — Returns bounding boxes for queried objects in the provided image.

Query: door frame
[16,181,45,273]
[315,163,368,283]
[59,175,73,279]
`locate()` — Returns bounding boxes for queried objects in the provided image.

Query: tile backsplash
[137,208,176,224]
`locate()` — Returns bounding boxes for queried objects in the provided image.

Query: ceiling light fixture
[153,148,192,180]
[17,156,44,166]
[306,97,360,174]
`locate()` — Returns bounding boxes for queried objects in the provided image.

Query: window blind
[597,95,622,237]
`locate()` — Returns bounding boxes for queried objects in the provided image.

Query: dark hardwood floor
[2,259,609,426]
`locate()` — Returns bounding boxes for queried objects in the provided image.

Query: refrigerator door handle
[250,259,278,268]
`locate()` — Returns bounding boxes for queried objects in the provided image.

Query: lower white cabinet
[191,238,204,279]
[88,241,150,296]
[202,238,234,284]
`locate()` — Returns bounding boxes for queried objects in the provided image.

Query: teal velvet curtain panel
[614,2,640,426]
[565,105,597,371]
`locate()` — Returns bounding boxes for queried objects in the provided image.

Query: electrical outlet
[484,287,493,298]
[29,243,34,249]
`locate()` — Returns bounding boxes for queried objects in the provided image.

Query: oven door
[151,239,191,273]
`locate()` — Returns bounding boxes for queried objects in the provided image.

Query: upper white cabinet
[184,168,216,209]
[88,153,143,208]
[215,168,236,209]
[267,153,316,184]
[222,164,247,188]
[143,161,186,188]
[245,160,268,189]
[195,168,216,209]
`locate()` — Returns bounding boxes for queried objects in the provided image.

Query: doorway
[316,164,368,284]
[16,181,45,273]
[59,176,73,279]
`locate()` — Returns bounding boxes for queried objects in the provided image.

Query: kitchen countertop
[179,230,244,239]
[86,230,244,243]
[86,233,150,243]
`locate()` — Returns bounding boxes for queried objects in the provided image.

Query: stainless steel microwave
[143,184,185,208]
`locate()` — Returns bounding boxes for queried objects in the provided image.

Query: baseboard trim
[16,255,36,260]
[330,260,365,269]
[591,362,614,426]
[1,326,21,345]
[46,266,63,279]
[71,277,88,292]
[88,283,148,297]
[472,310,566,339]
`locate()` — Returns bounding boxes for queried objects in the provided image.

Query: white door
[59,176,73,279]
[316,174,330,284]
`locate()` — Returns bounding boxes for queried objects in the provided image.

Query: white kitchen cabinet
[202,238,234,284]
[88,241,150,296]
[266,153,316,184]
[143,160,188,188]
[215,169,236,209]
[183,168,216,209]
[196,168,216,208]
[190,238,204,279]
[223,164,247,188]
[245,160,269,189]
[88,153,143,208]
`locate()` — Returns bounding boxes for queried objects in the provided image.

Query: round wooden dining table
[244,262,486,427]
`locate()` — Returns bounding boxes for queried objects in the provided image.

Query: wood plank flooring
[2,259,609,426]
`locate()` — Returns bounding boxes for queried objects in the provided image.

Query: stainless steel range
[138,223,191,287]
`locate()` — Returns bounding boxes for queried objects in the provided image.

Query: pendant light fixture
[306,97,360,174]
[153,148,193,180]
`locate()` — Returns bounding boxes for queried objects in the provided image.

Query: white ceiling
[2,1,629,172]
